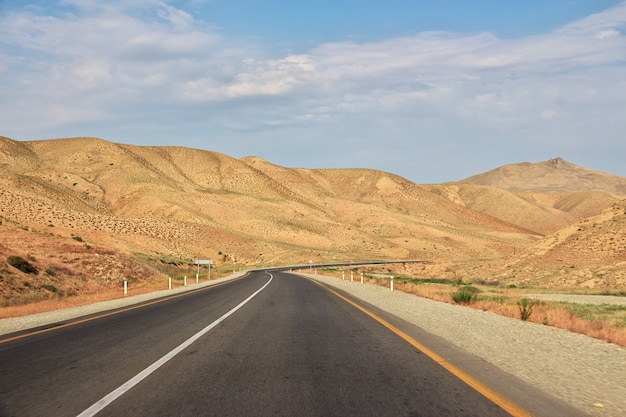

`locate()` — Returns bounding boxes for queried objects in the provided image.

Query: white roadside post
[342,271,345,280]
[350,271,354,282]
[168,276,172,290]
[184,276,187,287]
[361,272,364,284]
[390,275,394,292]
[123,280,128,296]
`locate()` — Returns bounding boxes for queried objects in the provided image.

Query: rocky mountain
[460,157,626,195]
[409,157,624,236]
[1,136,624,307]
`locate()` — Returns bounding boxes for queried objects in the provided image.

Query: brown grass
[313,270,626,347]
[395,280,626,347]
[0,273,225,319]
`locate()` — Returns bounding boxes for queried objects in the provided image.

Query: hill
[460,157,626,195]
[414,157,623,236]
[426,183,620,235]
[1,136,624,308]
[495,199,626,289]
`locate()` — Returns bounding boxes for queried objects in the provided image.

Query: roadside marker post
[390,275,394,292]
[123,280,128,296]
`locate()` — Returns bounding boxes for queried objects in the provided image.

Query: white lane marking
[77,273,273,417]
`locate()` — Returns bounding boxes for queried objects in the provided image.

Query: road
[0,271,582,416]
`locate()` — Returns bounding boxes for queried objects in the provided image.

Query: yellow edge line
[0,274,248,345]
[307,277,534,417]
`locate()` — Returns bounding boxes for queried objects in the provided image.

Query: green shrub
[7,256,38,275]
[517,298,537,321]
[451,286,479,304]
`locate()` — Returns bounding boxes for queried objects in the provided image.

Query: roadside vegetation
[3,259,624,347]
[0,254,234,319]
[319,268,626,347]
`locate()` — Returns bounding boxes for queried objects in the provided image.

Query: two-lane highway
[0,271,580,416]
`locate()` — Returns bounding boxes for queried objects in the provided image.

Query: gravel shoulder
[1,270,624,416]
[300,273,625,417]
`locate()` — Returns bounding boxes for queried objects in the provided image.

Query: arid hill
[1,136,624,307]
[460,157,626,195]
[427,183,620,235]
[420,157,625,235]
[504,199,626,288]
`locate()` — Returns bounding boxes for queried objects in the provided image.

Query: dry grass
[0,273,226,319]
[310,269,626,347]
[0,280,157,319]
[0,288,123,318]
[393,280,626,347]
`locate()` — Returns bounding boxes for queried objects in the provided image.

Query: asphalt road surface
[0,271,583,417]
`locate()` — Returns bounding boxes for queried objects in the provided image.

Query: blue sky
[1,0,625,183]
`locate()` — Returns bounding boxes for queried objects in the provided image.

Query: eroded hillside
[1,136,624,307]
[503,199,626,288]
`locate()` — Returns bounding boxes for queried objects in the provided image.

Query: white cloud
[595,29,620,39]
[0,1,625,181]
[541,109,559,120]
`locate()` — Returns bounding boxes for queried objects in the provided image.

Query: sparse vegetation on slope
[1,136,625,314]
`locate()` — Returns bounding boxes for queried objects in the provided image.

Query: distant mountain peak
[460,158,626,195]
[549,157,566,169]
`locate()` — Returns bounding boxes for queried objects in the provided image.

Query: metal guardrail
[262,259,430,272]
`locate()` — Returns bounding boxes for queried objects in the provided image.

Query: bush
[517,298,537,321]
[41,284,59,293]
[451,286,479,304]
[7,256,38,275]
[46,265,73,277]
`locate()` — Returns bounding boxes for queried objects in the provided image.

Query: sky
[1,0,625,184]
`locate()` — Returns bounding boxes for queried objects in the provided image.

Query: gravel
[1,271,624,416]
[302,273,625,417]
